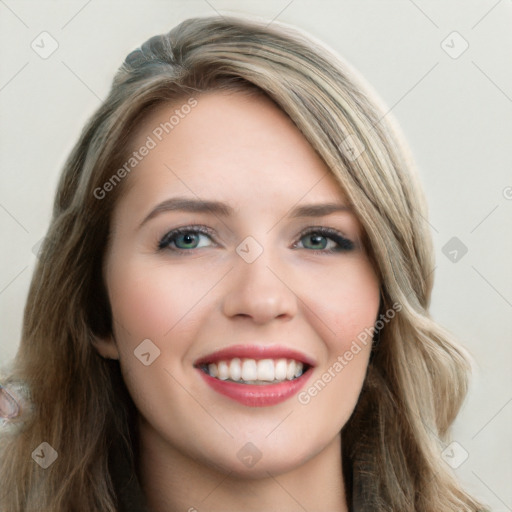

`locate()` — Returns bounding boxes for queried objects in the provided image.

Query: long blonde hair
[0,15,488,511]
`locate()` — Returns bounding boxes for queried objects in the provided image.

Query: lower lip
[196,367,313,407]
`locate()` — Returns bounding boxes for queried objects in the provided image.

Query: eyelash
[157,225,354,255]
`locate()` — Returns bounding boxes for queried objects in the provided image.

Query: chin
[189,437,320,480]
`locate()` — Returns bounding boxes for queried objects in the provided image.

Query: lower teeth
[209,374,304,384]
[226,379,288,385]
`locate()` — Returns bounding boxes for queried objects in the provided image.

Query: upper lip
[194,344,317,367]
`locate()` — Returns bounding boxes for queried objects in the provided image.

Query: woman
[0,14,488,512]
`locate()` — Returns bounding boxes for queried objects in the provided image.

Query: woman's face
[98,90,380,477]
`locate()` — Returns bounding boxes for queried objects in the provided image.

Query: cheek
[105,257,209,421]
[302,256,380,349]
[106,256,211,348]
[294,257,380,411]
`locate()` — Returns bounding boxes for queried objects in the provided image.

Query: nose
[221,245,298,325]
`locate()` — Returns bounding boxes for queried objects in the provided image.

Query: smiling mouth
[196,357,311,385]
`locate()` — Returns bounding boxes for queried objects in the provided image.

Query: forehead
[119,91,348,211]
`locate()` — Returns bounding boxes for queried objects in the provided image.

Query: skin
[94,90,380,512]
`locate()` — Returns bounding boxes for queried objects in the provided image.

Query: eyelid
[295,225,352,241]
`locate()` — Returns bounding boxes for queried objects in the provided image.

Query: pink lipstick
[194,344,315,407]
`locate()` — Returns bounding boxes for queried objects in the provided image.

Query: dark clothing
[108,434,150,512]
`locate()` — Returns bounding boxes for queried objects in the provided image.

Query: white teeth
[241,359,258,381]
[274,358,288,380]
[208,363,218,378]
[257,359,275,381]
[217,361,229,380]
[203,358,307,383]
[286,360,296,380]
[229,358,242,381]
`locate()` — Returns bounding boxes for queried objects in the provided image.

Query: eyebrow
[138,196,352,228]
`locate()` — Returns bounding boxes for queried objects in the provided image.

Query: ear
[91,334,120,360]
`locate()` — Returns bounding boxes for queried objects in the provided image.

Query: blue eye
[294,227,354,254]
[158,226,214,252]
[157,225,354,254]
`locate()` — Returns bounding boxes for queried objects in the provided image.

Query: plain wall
[1,1,511,509]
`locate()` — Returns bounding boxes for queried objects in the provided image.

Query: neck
[137,416,349,512]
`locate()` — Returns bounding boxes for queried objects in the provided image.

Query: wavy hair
[0,14,488,511]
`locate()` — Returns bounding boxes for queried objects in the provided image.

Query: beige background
[1,1,511,509]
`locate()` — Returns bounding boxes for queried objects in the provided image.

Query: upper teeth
[205,358,305,383]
